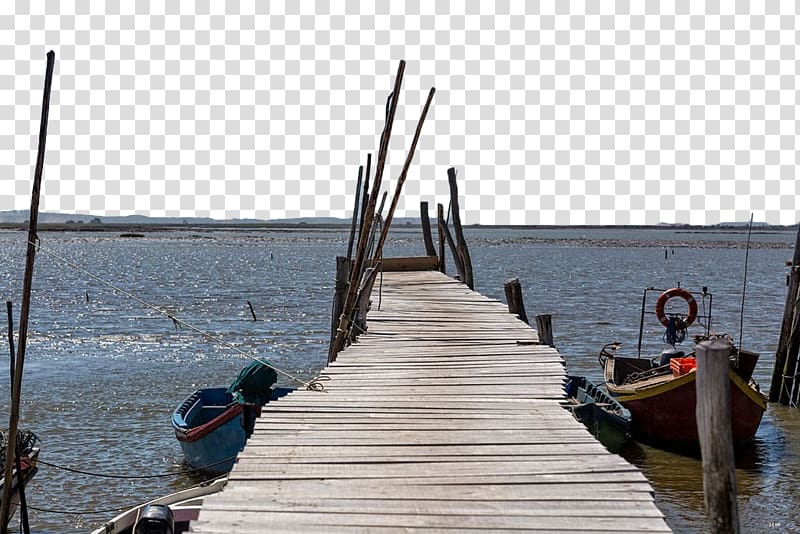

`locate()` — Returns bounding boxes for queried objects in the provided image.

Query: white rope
[29,238,325,391]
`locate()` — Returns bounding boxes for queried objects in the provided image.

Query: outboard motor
[134,504,174,534]
[659,348,685,367]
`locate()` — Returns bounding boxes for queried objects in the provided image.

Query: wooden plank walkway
[192,270,670,532]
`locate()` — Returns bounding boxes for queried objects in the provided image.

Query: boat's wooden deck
[191,270,670,532]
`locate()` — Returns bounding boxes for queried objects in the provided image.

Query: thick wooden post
[535,314,554,347]
[504,277,529,325]
[440,215,464,281]
[420,201,436,257]
[447,168,473,289]
[2,50,54,533]
[695,340,739,534]
[772,223,800,402]
[328,256,351,360]
[345,165,364,260]
[437,203,446,274]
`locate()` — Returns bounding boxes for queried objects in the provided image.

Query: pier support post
[503,277,529,325]
[420,201,437,257]
[437,204,446,274]
[447,168,473,289]
[535,314,554,347]
[772,223,800,403]
[696,339,739,534]
[328,256,351,359]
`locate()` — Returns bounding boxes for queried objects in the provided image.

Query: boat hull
[564,376,631,452]
[172,388,247,474]
[606,359,766,448]
[172,386,293,474]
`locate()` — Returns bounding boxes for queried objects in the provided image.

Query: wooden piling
[346,165,364,260]
[447,167,474,290]
[535,314,554,347]
[695,339,739,533]
[330,61,406,362]
[440,214,464,281]
[771,223,800,403]
[420,201,436,257]
[503,277,529,325]
[328,256,351,360]
[1,50,54,533]
[437,203,446,274]
[373,87,436,260]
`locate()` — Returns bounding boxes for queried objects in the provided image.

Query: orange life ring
[655,288,698,328]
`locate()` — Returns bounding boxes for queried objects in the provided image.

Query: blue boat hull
[172,387,245,474]
[172,386,293,474]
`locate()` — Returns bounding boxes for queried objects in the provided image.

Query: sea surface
[0,225,797,532]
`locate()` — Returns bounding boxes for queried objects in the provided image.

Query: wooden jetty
[192,270,670,532]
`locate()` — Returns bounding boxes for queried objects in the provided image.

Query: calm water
[0,225,796,532]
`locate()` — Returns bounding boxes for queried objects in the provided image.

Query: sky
[1,1,799,225]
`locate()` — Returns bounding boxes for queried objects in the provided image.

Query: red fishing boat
[599,287,766,449]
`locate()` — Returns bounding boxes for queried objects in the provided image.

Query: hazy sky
[2,1,798,225]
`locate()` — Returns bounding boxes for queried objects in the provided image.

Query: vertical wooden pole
[356,154,371,248]
[1,50,55,534]
[345,165,364,260]
[535,315,554,347]
[447,167,474,289]
[372,87,436,261]
[780,289,800,405]
[437,203,446,274]
[440,214,464,281]
[328,256,351,360]
[772,223,800,402]
[420,201,436,257]
[330,61,405,362]
[503,277,529,325]
[695,339,739,534]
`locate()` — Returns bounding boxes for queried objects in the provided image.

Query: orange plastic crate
[670,357,697,377]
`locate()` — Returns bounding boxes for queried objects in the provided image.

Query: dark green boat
[564,375,632,453]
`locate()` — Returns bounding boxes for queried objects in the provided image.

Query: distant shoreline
[0,221,795,235]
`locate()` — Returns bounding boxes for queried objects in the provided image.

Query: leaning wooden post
[328,256,351,360]
[772,222,800,402]
[780,292,800,405]
[1,50,54,533]
[330,61,405,363]
[503,277,529,325]
[447,167,474,289]
[440,214,464,281]
[372,87,436,261]
[695,339,739,534]
[345,165,364,260]
[535,315,554,347]
[420,201,436,257]
[437,203,446,274]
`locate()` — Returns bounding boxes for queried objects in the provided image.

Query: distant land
[0,210,790,230]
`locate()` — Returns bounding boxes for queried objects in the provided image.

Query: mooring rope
[36,455,235,479]
[29,238,326,391]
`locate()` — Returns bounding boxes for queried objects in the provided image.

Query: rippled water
[0,225,796,532]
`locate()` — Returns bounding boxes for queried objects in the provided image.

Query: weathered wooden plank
[209,479,660,499]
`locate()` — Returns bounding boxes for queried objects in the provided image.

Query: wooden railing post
[420,201,436,257]
[328,256,351,360]
[503,277,529,325]
[447,167,473,289]
[437,203,446,274]
[695,339,739,533]
[772,223,800,403]
[535,314,554,347]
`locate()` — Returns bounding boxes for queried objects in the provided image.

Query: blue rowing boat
[172,386,293,474]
